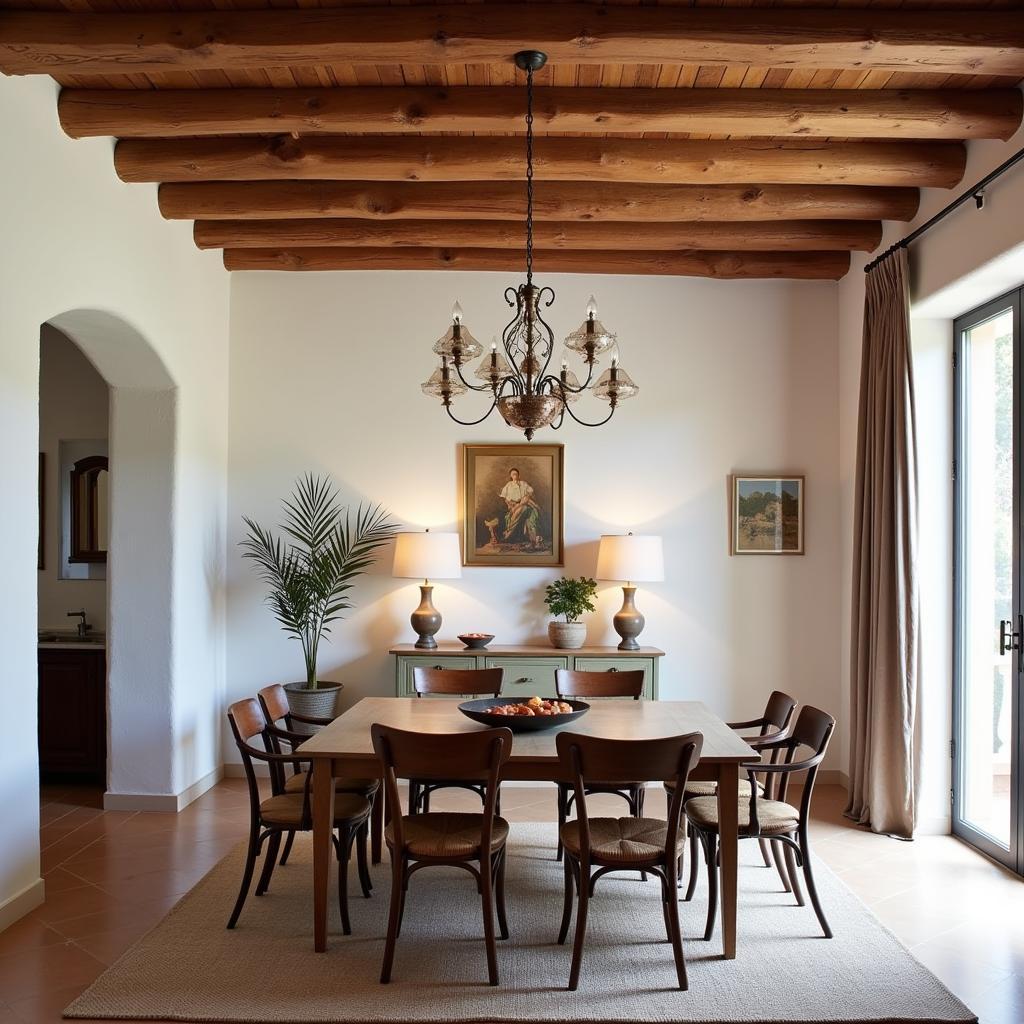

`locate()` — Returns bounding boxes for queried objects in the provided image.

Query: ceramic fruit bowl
[458,633,495,649]
[458,696,590,732]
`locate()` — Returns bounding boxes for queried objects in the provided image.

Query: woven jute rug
[65,824,975,1023]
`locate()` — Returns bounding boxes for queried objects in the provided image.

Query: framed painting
[730,474,805,555]
[462,444,564,567]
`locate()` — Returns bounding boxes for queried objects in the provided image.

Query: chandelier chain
[525,63,535,287]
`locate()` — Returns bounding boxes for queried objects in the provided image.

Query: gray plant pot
[283,681,343,735]
[548,621,587,650]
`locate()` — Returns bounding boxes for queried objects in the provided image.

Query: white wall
[38,324,109,631]
[227,271,843,767]
[836,108,1024,831]
[0,73,230,928]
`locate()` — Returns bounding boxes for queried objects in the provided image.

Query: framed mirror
[69,455,109,564]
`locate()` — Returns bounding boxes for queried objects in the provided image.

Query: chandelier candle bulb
[419,49,639,440]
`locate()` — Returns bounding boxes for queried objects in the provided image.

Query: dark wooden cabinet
[38,648,106,782]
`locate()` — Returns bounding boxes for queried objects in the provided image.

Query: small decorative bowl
[458,633,495,650]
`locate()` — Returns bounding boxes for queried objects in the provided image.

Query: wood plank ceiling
[1,0,1022,280]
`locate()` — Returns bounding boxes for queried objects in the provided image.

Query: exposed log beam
[159,181,919,223]
[3,8,1023,76]
[195,218,881,253]
[61,87,1023,142]
[117,136,966,190]
[221,247,851,280]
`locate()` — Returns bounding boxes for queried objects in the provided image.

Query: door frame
[952,285,1023,873]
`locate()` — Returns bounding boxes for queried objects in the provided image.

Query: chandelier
[420,49,639,441]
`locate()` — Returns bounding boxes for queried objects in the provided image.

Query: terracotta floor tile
[0,943,106,1003]
[44,894,182,942]
[30,884,115,926]
[70,922,155,967]
[6,982,109,1024]
[0,918,66,959]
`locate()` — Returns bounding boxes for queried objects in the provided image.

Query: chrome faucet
[67,609,90,638]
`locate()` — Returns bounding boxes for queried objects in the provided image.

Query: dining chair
[665,690,797,899]
[258,683,381,868]
[684,705,836,941]
[555,729,704,991]
[371,723,513,985]
[226,698,372,933]
[553,668,646,864]
[409,666,504,815]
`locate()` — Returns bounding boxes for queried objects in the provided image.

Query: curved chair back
[773,705,836,807]
[227,698,271,810]
[763,690,798,735]
[555,669,645,700]
[412,666,503,697]
[556,730,703,862]
[257,683,290,724]
[371,724,513,852]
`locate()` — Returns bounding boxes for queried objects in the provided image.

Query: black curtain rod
[864,142,1024,274]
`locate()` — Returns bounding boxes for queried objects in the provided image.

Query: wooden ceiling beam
[3,7,1023,76]
[158,180,920,224]
[60,87,1023,142]
[221,247,852,280]
[117,137,966,191]
[195,218,882,253]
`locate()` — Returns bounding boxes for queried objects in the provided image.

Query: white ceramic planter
[548,621,587,650]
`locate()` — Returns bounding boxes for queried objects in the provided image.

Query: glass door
[953,288,1021,871]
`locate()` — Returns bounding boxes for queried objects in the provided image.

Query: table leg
[717,762,739,959]
[313,757,335,952]
[371,784,384,865]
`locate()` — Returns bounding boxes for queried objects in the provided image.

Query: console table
[390,643,664,698]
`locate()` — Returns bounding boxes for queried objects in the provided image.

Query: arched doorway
[41,309,178,803]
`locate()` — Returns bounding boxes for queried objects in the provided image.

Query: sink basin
[38,631,105,645]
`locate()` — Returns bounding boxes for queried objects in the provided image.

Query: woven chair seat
[386,812,509,859]
[684,796,800,836]
[284,771,379,797]
[260,792,370,828]
[665,778,764,798]
[559,816,667,866]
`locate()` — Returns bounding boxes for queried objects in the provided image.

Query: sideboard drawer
[485,656,568,694]
[395,655,480,697]
[572,657,657,699]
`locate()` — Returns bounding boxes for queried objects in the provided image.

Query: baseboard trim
[104,765,224,813]
[0,877,45,934]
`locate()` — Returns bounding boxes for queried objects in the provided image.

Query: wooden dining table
[300,697,758,958]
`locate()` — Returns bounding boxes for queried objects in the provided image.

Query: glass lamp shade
[496,394,564,436]
[421,365,468,400]
[564,317,617,360]
[392,531,463,580]
[433,323,483,361]
[594,365,639,403]
[556,368,583,403]
[474,348,514,383]
[596,534,664,583]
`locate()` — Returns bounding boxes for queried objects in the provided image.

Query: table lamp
[596,533,664,650]
[392,530,462,649]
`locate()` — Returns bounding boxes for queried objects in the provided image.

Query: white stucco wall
[226,271,843,769]
[0,73,231,925]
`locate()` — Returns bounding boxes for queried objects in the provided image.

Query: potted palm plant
[544,576,598,649]
[241,474,397,720]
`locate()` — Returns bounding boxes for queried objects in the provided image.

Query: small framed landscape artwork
[730,475,805,555]
[462,444,564,567]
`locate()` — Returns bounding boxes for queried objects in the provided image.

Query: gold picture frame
[462,444,564,567]
[730,474,805,555]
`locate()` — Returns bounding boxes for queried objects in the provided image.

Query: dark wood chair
[409,666,504,814]
[226,698,372,933]
[371,723,513,985]
[554,669,646,864]
[665,690,798,898]
[258,683,381,867]
[555,729,704,991]
[685,705,836,941]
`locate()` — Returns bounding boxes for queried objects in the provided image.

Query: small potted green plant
[241,474,397,721]
[544,576,598,650]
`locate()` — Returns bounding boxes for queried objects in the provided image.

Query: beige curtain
[845,248,921,839]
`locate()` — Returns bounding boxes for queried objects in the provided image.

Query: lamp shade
[392,531,462,580]
[596,534,664,583]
